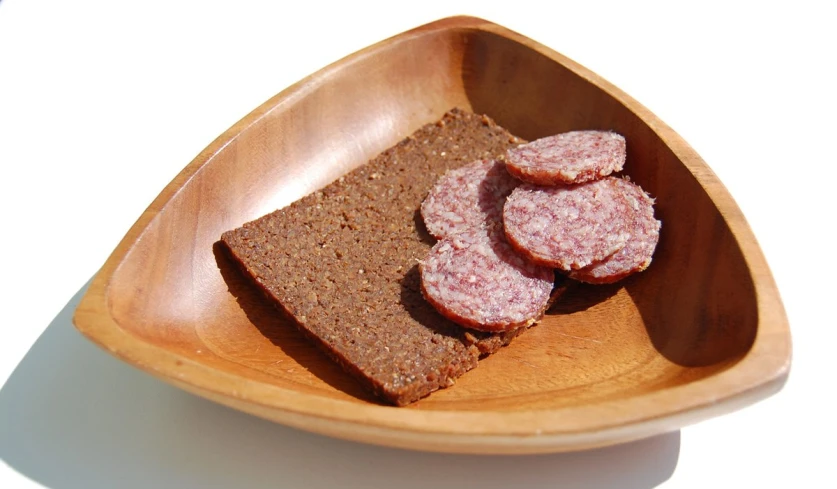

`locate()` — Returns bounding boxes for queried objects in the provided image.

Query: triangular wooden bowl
[74,16,791,454]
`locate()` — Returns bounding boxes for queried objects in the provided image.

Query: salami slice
[505,130,626,185]
[419,227,554,332]
[420,159,520,239]
[503,178,633,270]
[570,180,661,284]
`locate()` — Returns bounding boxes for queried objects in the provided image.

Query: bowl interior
[105,25,758,412]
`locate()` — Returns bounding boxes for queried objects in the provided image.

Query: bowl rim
[72,15,791,453]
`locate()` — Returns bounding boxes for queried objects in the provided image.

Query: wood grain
[73,16,791,453]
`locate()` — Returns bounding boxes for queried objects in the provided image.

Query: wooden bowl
[73,16,791,454]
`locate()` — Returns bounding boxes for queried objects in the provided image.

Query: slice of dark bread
[221,108,545,406]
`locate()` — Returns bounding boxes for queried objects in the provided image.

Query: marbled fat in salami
[419,227,554,332]
[570,179,660,283]
[503,178,633,270]
[420,159,520,239]
[505,131,626,185]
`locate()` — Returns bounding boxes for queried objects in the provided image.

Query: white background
[1,0,834,487]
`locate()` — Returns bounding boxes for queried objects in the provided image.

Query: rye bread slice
[220,108,548,406]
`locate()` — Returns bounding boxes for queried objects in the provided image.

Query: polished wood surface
[73,16,790,453]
